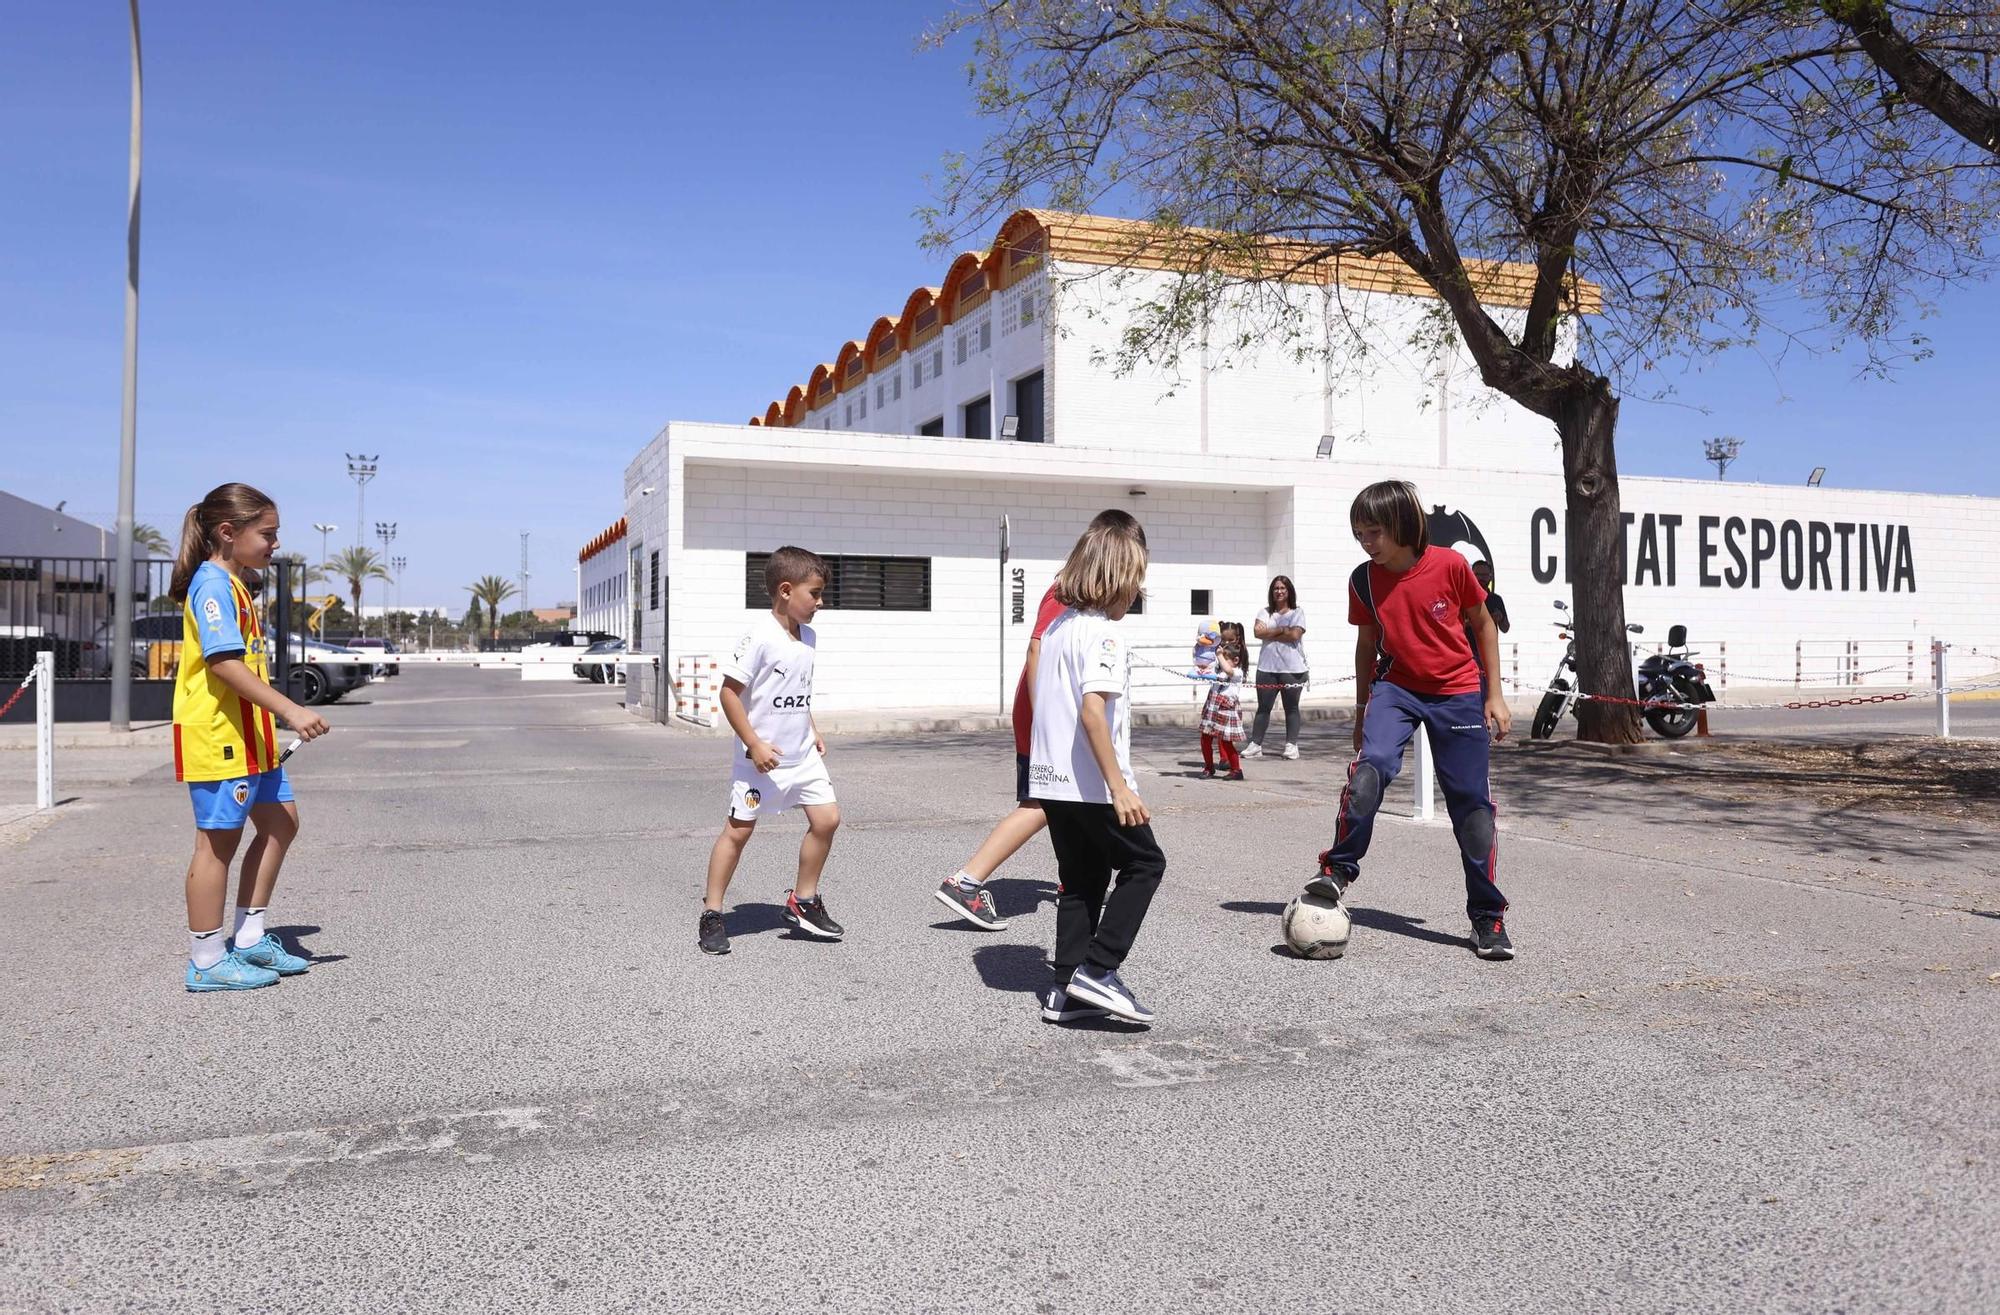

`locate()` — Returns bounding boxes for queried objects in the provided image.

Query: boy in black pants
[1028,516,1162,1023]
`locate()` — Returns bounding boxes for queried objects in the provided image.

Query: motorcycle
[1530,604,1719,739]
[1634,623,1718,739]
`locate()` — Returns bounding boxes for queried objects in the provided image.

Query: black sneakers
[1305,850,1356,901]
[1064,964,1154,1024]
[1038,983,1111,1024]
[785,889,845,940]
[1470,915,1515,960]
[698,908,730,956]
[933,878,1009,930]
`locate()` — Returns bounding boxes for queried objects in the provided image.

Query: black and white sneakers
[698,908,730,956]
[934,878,1009,930]
[1469,915,1515,960]
[1063,965,1154,1024]
[1038,985,1111,1024]
[1305,850,1356,902]
[785,889,846,940]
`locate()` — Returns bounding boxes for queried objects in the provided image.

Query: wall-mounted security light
[1316,435,1336,458]
[1807,467,1826,487]
[640,487,657,497]
[1000,414,1020,439]
[1128,488,1147,497]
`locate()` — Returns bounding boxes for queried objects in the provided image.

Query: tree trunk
[1554,373,1645,744]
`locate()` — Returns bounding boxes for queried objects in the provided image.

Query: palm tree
[326,547,392,636]
[133,523,171,557]
[467,575,518,648]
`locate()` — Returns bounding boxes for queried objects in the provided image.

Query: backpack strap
[1348,563,1392,682]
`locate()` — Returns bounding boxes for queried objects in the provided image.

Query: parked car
[574,637,626,683]
[83,611,184,678]
[332,636,400,676]
[285,634,373,706]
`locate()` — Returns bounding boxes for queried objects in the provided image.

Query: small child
[169,483,330,992]
[699,546,842,955]
[1198,621,1248,779]
[1192,619,1221,675]
[1307,480,1515,959]
[1028,518,1163,1025]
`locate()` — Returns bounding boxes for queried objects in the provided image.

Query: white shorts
[728,750,836,822]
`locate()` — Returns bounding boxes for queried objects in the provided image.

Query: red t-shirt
[1012,584,1068,755]
[1347,549,1488,695]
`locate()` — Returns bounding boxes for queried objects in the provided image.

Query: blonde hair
[169,482,277,602]
[1054,519,1148,612]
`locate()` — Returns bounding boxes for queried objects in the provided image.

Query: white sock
[190,926,228,970]
[953,870,983,890]
[232,906,267,949]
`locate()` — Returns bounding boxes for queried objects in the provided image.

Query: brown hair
[1054,518,1148,612]
[1266,575,1300,612]
[169,482,277,602]
[764,545,829,597]
[1051,509,1148,606]
[1218,620,1247,670]
[1349,480,1429,553]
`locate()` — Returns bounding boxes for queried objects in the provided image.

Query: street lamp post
[373,521,396,639]
[310,522,335,638]
[345,454,379,551]
[108,0,144,731]
[391,554,407,643]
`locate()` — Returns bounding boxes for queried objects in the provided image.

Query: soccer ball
[1282,892,1351,960]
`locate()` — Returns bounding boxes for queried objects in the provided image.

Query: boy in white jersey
[1028,518,1163,1024]
[699,546,842,954]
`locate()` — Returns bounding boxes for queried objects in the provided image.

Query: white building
[574,517,629,641]
[615,210,1999,716]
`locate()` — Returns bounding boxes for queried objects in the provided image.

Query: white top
[721,612,817,765]
[1256,606,1309,673]
[1027,608,1134,804]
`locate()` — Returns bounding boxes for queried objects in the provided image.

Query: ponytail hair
[168,482,277,602]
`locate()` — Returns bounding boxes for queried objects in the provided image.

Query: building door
[1012,370,1044,443]
[963,394,991,440]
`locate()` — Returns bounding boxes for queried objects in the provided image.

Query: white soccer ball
[1282,892,1352,960]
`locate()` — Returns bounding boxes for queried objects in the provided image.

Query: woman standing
[1245,575,1308,759]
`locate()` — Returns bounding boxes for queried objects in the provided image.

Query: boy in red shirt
[1305,481,1517,959]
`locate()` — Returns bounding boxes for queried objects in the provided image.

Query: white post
[1412,724,1436,821]
[35,650,55,811]
[1934,639,1950,739]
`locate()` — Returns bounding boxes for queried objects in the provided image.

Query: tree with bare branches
[928,0,1995,741]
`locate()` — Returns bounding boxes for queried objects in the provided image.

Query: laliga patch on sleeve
[203,597,223,625]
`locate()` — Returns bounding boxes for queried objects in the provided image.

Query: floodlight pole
[109,0,143,731]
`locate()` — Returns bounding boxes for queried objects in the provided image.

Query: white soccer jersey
[722,612,817,765]
[1027,608,1134,804]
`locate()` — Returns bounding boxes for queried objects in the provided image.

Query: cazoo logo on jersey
[771,693,811,709]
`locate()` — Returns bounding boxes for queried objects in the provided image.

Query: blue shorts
[188,769,294,831]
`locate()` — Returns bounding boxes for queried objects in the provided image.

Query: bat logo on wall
[1428,505,1494,570]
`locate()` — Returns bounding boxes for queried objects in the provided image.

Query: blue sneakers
[234,933,310,975]
[1064,965,1155,1024]
[185,951,280,993]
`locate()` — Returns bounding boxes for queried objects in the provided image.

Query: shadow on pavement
[270,924,349,966]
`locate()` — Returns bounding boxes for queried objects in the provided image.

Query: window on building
[1191,589,1211,615]
[955,332,968,366]
[1020,289,1038,329]
[649,551,660,610]
[1011,370,1044,444]
[918,416,944,437]
[912,357,925,388]
[629,543,643,647]
[891,373,901,401]
[963,394,991,440]
[932,347,944,377]
[858,394,867,419]
[744,553,932,611]
[979,319,992,353]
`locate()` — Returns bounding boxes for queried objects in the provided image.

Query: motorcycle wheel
[1643,679,1700,738]
[1531,681,1569,740]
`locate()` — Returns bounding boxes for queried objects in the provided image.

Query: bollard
[1934,639,1950,739]
[35,649,54,811]
[1412,723,1436,821]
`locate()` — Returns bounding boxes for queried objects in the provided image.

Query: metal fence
[0,555,178,680]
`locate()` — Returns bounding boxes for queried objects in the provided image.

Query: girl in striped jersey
[168,483,330,992]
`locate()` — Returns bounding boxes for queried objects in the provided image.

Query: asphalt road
[3,670,1995,1314]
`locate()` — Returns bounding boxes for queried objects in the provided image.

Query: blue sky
[3,2,1994,609]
